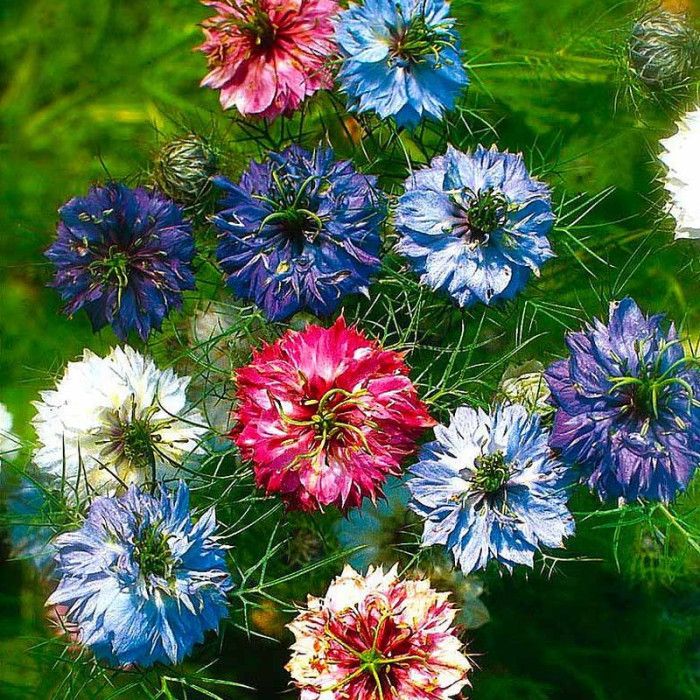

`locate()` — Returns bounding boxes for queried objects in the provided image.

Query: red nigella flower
[197,0,339,119]
[286,565,472,700]
[232,317,435,512]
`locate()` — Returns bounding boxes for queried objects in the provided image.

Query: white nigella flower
[32,346,206,497]
[659,106,700,239]
[0,403,21,461]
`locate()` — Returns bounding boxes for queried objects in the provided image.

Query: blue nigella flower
[545,297,700,503]
[408,404,574,574]
[46,183,196,341]
[395,144,555,307]
[212,145,384,321]
[336,0,468,127]
[47,482,232,667]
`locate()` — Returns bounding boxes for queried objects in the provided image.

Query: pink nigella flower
[197,0,339,119]
[232,317,435,512]
[286,564,472,700]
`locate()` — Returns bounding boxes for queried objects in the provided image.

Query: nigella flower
[408,404,574,574]
[336,0,468,127]
[659,106,700,239]
[46,183,196,341]
[286,564,472,700]
[396,145,555,307]
[197,0,338,119]
[32,346,206,498]
[213,146,384,321]
[232,316,435,512]
[47,483,232,667]
[545,298,700,503]
[0,402,20,461]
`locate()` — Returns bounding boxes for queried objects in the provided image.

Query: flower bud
[152,134,217,207]
[628,9,700,91]
[498,360,554,417]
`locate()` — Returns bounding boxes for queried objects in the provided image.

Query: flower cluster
[13,0,700,690]
[546,297,700,503]
[286,564,472,699]
[46,183,196,341]
[232,316,434,511]
[48,483,232,667]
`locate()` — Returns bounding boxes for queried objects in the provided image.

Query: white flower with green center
[32,346,206,498]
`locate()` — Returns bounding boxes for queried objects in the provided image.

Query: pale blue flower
[48,483,231,667]
[408,404,574,574]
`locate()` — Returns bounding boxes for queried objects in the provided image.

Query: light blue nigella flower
[47,482,232,667]
[335,0,468,127]
[395,145,555,307]
[408,404,574,574]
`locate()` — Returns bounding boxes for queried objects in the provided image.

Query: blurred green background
[2,0,700,698]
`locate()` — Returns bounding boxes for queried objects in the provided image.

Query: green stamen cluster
[609,339,696,421]
[121,417,157,469]
[133,525,173,580]
[474,450,511,493]
[459,188,509,245]
[391,16,453,65]
[238,4,277,49]
[256,171,325,252]
[89,246,131,288]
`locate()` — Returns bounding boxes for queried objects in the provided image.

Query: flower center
[258,173,325,254]
[121,417,158,469]
[452,188,509,247]
[239,5,277,50]
[89,245,131,287]
[133,525,172,580]
[279,387,371,467]
[474,451,511,493]
[390,15,451,64]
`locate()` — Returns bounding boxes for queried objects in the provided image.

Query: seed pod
[628,8,700,91]
[152,133,218,207]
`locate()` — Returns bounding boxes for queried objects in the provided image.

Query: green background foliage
[1,0,700,698]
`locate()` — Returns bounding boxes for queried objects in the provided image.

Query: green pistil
[391,16,451,64]
[133,526,172,580]
[121,418,157,469]
[237,5,277,49]
[89,245,131,290]
[609,373,695,420]
[474,451,511,493]
[454,188,509,246]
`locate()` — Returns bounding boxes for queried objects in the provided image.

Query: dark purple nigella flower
[46,183,196,341]
[212,145,384,321]
[545,297,700,503]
